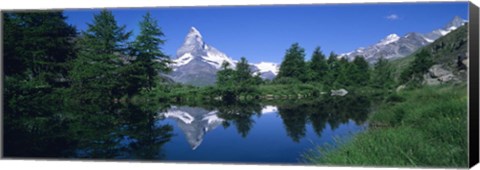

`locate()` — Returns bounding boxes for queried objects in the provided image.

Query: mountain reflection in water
[4,94,372,164]
[158,94,371,163]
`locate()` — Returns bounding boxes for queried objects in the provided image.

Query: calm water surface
[160,106,366,164]
[4,95,371,164]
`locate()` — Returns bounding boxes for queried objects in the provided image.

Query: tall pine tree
[277,43,307,82]
[235,57,253,83]
[336,57,352,86]
[3,12,77,85]
[350,56,370,86]
[130,12,171,92]
[70,10,132,101]
[324,52,340,86]
[309,46,328,82]
[371,56,394,89]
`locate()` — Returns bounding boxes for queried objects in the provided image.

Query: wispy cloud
[385,14,399,20]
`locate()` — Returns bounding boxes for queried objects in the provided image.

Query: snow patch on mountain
[254,62,280,75]
[203,46,236,69]
[377,34,400,46]
[340,16,467,62]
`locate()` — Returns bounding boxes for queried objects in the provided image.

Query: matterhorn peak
[188,27,203,39]
[176,26,206,57]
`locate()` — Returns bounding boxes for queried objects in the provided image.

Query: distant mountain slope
[169,27,279,86]
[392,23,468,81]
[341,16,467,63]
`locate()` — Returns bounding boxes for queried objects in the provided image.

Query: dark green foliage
[3,12,77,86]
[83,10,131,53]
[272,77,303,84]
[215,101,263,138]
[235,57,254,83]
[308,47,329,82]
[69,10,132,101]
[277,43,307,82]
[400,50,434,85]
[350,56,370,86]
[215,57,261,101]
[130,12,171,92]
[216,62,236,87]
[336,57,352,86]
[324,52,341,86]
[371,57,395,89]
[3,13,79,156]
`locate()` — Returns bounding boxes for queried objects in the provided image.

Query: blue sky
[64,2,468,63]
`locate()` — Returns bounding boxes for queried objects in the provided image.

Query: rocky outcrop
[422,64,457,85]
[331,89,348,96]
[396,85,406,92]
[457,52,468,70]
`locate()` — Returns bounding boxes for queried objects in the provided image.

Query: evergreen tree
[400,50,434,84]
[3,12,77,85]
[216,62,236,86]
[324,52,340,86]
[130,12,171,92]
[277,43,307,82]
[371,57,394,89]
[350,56,370,86]
[336,57,352,86]
[70,10,132,101]
[309,46,328,82]
[235,57,253,83]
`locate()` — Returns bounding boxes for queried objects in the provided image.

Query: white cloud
[385,14,399,20]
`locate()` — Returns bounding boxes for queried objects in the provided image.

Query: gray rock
[331,89,348,96]
[396,85,406,92]
[423,64,455,85]
[428,64,451,78]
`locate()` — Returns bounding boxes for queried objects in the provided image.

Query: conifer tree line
[4,10,171,103]
[275,43,395,89]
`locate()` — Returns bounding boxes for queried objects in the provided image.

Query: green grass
[305,84,468,168]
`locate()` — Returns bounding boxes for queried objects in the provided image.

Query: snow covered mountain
[251,62,280,80]
[170,27,279,86]
[340,16,467,63]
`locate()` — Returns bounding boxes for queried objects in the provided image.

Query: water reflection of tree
[3,100,173,160]
[277,93,371,142]
[3,98,78,158]
[207,101,263,138]
[70,102,173,159]
[115,103,173,160]
[277,104,309,142]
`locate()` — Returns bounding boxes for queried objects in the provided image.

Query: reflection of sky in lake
[158,105,367,164]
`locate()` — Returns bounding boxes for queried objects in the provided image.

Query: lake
[3,94,372,164]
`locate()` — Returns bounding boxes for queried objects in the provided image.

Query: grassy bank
[305,84,468,168]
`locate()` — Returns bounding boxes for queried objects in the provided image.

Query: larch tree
[130,12,171,92]
[70,10,132,101]
[309,46,328,83]
[277,43,307,82]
